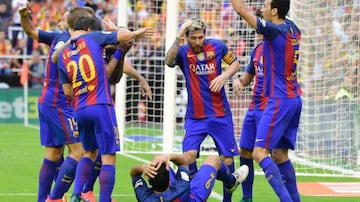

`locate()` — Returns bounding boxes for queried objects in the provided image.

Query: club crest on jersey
[206,51,215,60]
[196,53,205,61]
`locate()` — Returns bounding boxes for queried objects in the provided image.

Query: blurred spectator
[0,1,12,37]
[28,49,45,88]
[10,38,26,73]
[0,29,11,75]
[11,0,27,47]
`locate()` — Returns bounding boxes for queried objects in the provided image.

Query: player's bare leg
[184,150,198,179]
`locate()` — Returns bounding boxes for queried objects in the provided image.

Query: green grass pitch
[0,124,359,201]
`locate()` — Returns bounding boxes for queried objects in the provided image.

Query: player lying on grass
[131,153,249,201]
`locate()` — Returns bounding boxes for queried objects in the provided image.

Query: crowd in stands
[0,0,358,99]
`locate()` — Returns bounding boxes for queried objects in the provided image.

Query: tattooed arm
[164,37,181,67]
[164,20,194,67]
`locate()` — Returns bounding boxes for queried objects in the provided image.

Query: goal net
[117,0,360,177]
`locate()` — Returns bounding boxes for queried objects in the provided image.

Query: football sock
[73,157,94,195]
[222,161,234,202]
[278,160,300,202]
[54,155,64,182]
[38,158,58,202]
[189,161,198,180]
[240,157,254,200]
[83,154,102,193]
[50,156,78,199]
[99,164,115,202]
[259,156,292,202]
[216,161,235,187]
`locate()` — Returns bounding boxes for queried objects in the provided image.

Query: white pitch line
[24,126,223,201]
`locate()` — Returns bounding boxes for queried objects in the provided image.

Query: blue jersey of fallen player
[58,31,118,111]
[38,30,71,108]
[256,17,302,98]
[175,38,236,119]
[132,166,190,202]
[246,42,268,110]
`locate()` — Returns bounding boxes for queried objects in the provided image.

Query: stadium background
[0,0,359,182]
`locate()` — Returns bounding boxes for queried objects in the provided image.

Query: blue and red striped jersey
[246,42,268,110]
[256,18,302,98]
[38,30,71,108]
[175,38,235,119]
[58,31,118,111]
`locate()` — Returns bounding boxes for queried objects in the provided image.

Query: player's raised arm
[19,2,39,40]
[123,63,153,100]
[164,20,193,67]
[107,39,133,82]
[102,18,154,42]
[230,0,258,29]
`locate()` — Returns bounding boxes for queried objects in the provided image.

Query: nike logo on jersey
[255,138,264,142]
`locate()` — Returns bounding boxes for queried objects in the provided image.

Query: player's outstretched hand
[133,27,155,39]
[232,77,245,95]
[18,2,31,18]
[102,18,118,31]
[139,78,153,100]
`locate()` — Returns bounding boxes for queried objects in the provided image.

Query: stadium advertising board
[0,88,40,124]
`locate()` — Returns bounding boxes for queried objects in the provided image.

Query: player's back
[38,30,71,108]
[247,42,268,110]
[256,18,302,98]
[58,31,118,110]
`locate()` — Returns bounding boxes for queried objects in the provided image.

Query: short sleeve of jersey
[256,18,279,40]
[175,46,186,67]
[38,30,57,46]
[217,40,236,65]
[132,176,151,202]
[57,51,70,84]
[89,31,118,47]
[246,47,257,75]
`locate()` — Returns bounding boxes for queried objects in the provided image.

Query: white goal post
[112,0,360,177]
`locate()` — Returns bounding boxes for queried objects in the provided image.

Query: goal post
[117,0,360,177]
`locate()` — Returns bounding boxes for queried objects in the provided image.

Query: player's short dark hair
[67,6,94,30]
[73,16,100,31]
[271,0,290,19]
[185,18,207,37]
[148,163,169,192]
[255,8,263,18]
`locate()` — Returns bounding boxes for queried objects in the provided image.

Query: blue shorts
[255,97,302,150]
[183,116,239,157]
[38,103,79,147]
[75,104,120,154]
[240,109,264,150]
[190,164,217,202]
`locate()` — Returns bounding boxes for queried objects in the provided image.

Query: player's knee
[203,155,221,170]
[67,143,84,159]
[252,147,269,163]
[271,149,288,164]
[184,150,197,163]
[220,156,234,166]
[240,148,253,159]
[45,146,64,161]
